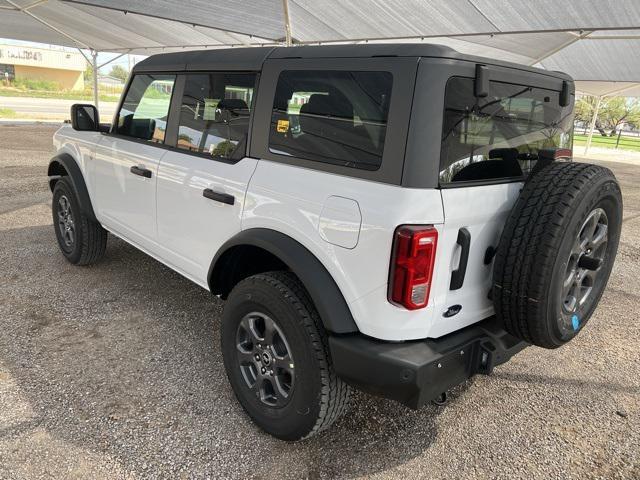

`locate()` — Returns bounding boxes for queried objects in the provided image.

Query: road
[0,124,638,479]
[0,96,117,120]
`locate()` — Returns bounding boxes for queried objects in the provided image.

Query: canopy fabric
[1,0,640,89]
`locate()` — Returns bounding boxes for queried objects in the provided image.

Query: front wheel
[52,177,107,265]
[221,271,351,440]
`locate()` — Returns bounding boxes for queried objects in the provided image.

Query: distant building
[98,75,125,87]
[0,44,85,90]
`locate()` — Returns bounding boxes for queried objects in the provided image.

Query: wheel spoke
[563,268,577,291]
[242,315,264,344]
[259,378,281,406]
[564,294,578,313]
[240,363,259,390]
[590,223,608,250]
[262,317,276,345]
[236,347,257,365]
[582,213,599,243]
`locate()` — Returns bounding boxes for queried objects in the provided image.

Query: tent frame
[3,0,640,120]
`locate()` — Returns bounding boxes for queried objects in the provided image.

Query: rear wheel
[493,162,622,348]
[52,177,107,265]
[221,271,351,440]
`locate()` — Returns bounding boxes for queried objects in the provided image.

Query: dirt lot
[0,123,638,479]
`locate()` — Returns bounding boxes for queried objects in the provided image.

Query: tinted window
[177,73,255,159]
[269,70,393,171]
[116,74,175,143]
[440,77,573,184]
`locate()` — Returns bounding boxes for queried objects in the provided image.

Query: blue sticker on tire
[571,315,580,331]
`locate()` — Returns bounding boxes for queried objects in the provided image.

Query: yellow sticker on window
[277,119,289,133]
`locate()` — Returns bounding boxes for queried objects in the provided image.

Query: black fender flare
[208,228,359,334]
[48,153,97,222]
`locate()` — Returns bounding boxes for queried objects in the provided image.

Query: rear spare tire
[493,162,622,348]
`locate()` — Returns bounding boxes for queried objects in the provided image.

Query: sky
[0,38,147,75]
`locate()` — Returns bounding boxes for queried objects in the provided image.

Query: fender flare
[48,153,97,222]
[208,228,359,334]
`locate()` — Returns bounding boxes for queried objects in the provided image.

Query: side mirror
[71,104,99,131]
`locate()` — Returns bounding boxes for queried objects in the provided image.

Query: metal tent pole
[282,0,292,46]
[91,50,99,110]
[584,95,602,156]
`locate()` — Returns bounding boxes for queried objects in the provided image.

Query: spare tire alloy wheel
[561,208,608,333]
[236,312,294,407]
[493,162,622,349]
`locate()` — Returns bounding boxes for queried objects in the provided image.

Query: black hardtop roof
[132,43,572,81]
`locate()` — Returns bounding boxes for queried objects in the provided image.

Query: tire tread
[493,162,621,348]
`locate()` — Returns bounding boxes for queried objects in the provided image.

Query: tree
[575,96,640,136]
[109,65,129,83]
[599,97,640,136]
[83,62,93,83]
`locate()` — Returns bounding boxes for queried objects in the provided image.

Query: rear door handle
[450,227,471,291]
[130,165,152,178]
[203,188,235,205]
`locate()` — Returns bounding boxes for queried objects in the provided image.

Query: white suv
[49,44,622,440]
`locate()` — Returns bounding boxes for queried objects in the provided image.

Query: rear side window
[116,74,175,143]
[176,73,256,160]
[269,70,393,171]
[440,77,573,185]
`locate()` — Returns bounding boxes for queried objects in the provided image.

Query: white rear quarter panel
[244,160,445,341]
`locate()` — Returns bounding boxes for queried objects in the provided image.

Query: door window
[269,70,393,171]
[116,74,175,143]
[176,73,256,160]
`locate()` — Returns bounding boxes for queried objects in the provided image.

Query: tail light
[539,147,572,161]
[389,225,438,310]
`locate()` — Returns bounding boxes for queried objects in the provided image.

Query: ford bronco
[48,44,622,440]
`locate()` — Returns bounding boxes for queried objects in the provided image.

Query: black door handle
[203,188,235,205]
[130,165,152,178]
[450,227,471,291]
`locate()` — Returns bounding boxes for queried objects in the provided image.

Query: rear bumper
[328,318,527,409]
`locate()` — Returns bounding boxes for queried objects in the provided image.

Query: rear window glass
[269,70,393,171]
[176,73,255,160]
[440,77,573,184]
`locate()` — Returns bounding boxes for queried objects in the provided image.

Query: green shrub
[12,77,61,91]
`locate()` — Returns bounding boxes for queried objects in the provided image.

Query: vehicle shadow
[493,371,639,396]
[0,224,473,478]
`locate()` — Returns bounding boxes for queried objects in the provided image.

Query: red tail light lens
[389,225,438,310]
[540,147,572,161]
[554,148,573,160]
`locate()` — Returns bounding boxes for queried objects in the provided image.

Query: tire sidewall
[545,176,622,345]
[221,275,325,440]
[52,178,84,264]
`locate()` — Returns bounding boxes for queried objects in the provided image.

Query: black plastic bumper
[328,318,527,409]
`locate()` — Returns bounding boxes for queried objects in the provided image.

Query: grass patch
[574,133,640,152]
[0,87,119,103]
[12,77,60,91]
[0,108,18,118]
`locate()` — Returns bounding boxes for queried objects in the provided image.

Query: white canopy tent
[2,0,640,151]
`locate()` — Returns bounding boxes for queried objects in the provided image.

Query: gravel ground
[0,124,638,480]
